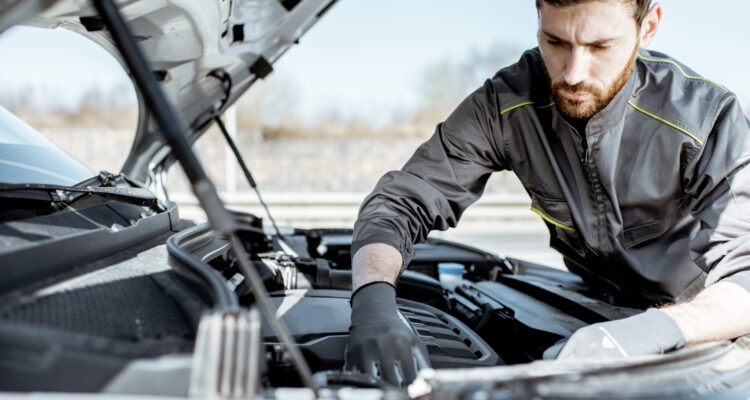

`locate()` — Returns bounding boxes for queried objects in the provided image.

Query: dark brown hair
[535,0,653,26]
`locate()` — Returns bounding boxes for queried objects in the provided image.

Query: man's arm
[352,243,402,292]
[346,80,508,384]
[661,281,750,345]
[554,94,750,361]
[351,79,508,276]
[673,92,750,345]
[552,280,750,361]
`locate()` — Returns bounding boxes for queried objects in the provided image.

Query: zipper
[580,135,589,164]
[558,116,589,164]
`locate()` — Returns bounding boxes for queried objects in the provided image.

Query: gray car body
[1,0,335,199]
[1,2,750,398]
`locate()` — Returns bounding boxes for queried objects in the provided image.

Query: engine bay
[2,213,749,398]
[170,215,645,386]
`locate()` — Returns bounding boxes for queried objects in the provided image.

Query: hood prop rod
[92,0,319,395]
[214,116,284,240]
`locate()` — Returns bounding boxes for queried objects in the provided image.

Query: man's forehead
[538,1,637,42]
[537,0,636,14]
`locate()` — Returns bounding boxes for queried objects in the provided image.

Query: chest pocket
[529,191,585,258]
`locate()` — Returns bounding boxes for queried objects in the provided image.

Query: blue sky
[277,0,750,124]
[1,1,749,126]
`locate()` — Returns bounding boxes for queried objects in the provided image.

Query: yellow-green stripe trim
[501,101,535,115]
[552,248,622,291]
[637,54,728,92]
[528,49,541,56]
[501,101,556,115]
[628,101,705,146]
[530,206,575,232]
[537,102,556,109]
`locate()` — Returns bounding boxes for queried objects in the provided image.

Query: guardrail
[171,191,561,268]
[170,191,546,231]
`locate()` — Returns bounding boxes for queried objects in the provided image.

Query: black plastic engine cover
[454,273,641,363]
[263,289,500,372]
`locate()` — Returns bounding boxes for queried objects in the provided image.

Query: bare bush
[413,42,523,126]
[1,84,137,129]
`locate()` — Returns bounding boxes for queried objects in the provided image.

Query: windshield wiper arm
[0,183,162,209]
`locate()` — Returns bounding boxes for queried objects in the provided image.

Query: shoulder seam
[637,54,728,93]
[628,100,705,146]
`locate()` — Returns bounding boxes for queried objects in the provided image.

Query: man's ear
[638,3,662,48]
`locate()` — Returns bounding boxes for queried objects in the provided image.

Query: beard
[546,44,639,119]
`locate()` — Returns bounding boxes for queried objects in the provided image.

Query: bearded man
[346,0,750,386]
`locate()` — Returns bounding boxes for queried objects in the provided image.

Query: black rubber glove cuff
[351,281,396,305]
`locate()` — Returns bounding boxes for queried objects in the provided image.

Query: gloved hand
[553,309,686,360]
[344,282,431,386]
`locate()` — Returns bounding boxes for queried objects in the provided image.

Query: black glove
[344,282,431,386]
[551,309,686,360]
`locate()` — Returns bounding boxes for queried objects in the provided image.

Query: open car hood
[0,0,336,189]
[2,3,750,399]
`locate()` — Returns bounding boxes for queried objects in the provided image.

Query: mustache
[551,80,602,97]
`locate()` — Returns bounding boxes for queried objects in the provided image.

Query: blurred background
[1,0,747,267]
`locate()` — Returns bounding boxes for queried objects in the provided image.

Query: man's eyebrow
[542,30,620,46]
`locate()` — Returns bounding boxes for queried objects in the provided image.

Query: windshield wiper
[0,181,162,210]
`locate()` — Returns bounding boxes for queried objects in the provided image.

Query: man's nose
[563,48,590,86]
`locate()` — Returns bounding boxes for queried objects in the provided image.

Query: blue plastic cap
[438,263,465,275]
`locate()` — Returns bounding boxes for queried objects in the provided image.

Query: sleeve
[686,94,750,293]
[352,79,509,268]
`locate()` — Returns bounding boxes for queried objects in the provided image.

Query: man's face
[538,1,642,118]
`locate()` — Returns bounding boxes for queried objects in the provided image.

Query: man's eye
[547,40,563,47]
[592,45,611,51]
